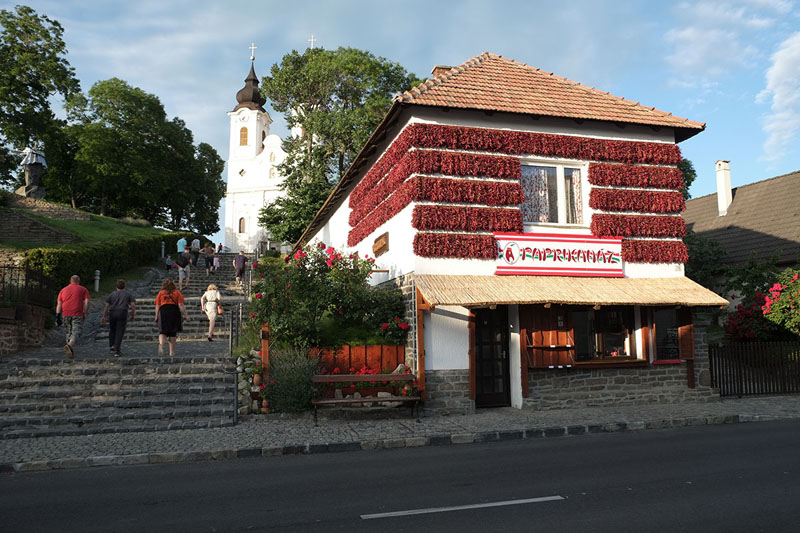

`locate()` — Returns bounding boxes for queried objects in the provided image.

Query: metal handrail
[222,301,245,425]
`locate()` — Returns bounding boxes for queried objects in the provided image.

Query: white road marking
[360,495,564,520]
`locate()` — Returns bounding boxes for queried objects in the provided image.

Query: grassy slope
[0,210,166,250]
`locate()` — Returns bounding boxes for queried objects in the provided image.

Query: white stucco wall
[424,305,471,370]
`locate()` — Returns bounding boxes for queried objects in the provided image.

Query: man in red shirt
[55,275,90,358]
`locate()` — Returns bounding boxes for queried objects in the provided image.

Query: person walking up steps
[55,275,90,358]
[191,236,201,266]
[203,242,215,276]
[233,251,247,286]
[101,279,136,357]
[175,246,192,291]
[176,235,187,254]
[154,278,190,356]
[200,283,222,341]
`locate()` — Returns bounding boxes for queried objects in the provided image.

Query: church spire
[233,44,266,112]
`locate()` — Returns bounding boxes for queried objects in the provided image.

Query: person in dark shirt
[101,279,136,357]
[232,251,248,286]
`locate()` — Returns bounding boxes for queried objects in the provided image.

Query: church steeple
[233,46,266,112]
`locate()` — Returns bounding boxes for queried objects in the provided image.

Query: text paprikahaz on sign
[494,230,624,277]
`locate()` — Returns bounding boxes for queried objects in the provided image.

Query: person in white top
[200,284,222,341]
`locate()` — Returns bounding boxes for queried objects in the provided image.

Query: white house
[224,60,289,253]
[297,53,728,414]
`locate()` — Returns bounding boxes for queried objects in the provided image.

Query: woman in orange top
[154,278,190,356]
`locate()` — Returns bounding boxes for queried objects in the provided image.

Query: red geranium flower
[381,323,389,330]
[255,292,262,299]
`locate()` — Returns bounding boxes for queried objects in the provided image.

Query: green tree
[683,229,727,289]
[45,78,225,232]
[0,5,80,185]
[678,158,696,200]
[258,47,421,244]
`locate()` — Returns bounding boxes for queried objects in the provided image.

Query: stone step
[0,392,232,414]
[0,415,235,439]
[0,382,231,401]
[0,376,232,393]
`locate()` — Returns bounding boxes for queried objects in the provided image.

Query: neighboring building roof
[395,52,705,142]
[415,275,728,308]
[233,62,266,112]
[683,170,800,266]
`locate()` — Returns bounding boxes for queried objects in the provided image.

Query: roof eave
[293,100,404,250]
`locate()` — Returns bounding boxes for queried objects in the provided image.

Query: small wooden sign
[372,232,389,257]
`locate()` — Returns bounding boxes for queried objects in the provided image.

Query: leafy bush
[233,319,263,359]
[762,268,800,337]
[249,242,407,347]
[22,231,205,285]
[262,347,320,412]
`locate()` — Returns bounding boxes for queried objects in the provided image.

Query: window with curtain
[520,163,584,225]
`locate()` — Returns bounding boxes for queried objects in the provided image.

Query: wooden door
[475,307,510,408]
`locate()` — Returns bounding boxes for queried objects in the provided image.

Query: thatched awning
[415,275,728,308]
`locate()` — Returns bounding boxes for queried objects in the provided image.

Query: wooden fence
[316,345,406,374]
[709,342,800,397]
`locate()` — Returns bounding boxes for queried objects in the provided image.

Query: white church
[223,57,291,253]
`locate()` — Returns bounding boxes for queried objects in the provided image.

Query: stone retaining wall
[0,321,44,356]
[524,311,717,410]
[0,209,78,244]
[423,369,474,415]
[0,249,23,266]
[6,195,91,221]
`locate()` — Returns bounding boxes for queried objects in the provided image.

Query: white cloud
[665,0,793,86]
[758,31,800,161]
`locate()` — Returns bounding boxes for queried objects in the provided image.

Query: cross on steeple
[307,34,316,49]
[249,42,257,61]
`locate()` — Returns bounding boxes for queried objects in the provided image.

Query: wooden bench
[311,374,421,425]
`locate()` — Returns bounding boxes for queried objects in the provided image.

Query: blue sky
[10,0,800,245]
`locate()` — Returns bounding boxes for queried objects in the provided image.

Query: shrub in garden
[262,347,320,412]
[762,268,800,337]
[248,242,407,347]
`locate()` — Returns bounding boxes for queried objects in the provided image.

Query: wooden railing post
[260,322,270,376]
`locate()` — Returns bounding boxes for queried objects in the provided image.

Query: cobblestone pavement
[3,365,800,471]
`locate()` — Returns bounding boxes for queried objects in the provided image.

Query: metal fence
[0,266,56,310]
[710,342,800,397]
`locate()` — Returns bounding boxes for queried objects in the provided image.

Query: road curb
[5,412,798,473]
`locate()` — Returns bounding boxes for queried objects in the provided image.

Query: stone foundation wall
[524,311,718,410]
[423,369,474,416]
[377,273,416,371]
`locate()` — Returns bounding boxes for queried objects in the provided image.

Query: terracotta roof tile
[396,52,705,132]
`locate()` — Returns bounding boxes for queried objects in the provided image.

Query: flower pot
[253,373,262,386]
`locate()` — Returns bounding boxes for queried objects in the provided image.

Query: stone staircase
[96,253,254,343]
[0,254,259,439]
[0,348,238,439]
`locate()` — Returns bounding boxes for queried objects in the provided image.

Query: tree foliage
[258,47,421,244]
[678,158,696,200]
[0,5,80,184]
[683,229,727,289]
[43,78,225,233]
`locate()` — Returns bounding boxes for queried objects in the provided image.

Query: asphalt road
[2,420,799,532]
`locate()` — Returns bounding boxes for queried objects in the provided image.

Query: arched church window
[239,127,248,146]
[270,152,275,162]
[269,168,275,179]
[262,131,266,143]
[238,217,246,233]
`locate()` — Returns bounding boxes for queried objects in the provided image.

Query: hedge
[22,232,205,289]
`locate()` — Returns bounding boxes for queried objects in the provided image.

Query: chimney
[430,65,453,79]
[715,160,732,216]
